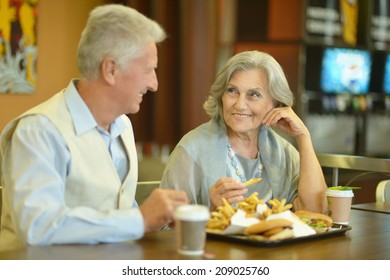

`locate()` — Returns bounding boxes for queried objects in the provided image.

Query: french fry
[247,192,262,204]
[207,218,229,228]
[276,198,286,213]
[243,178,262,186]
[222,197,235,216]
[237,192,267,214]
[221,206,232,218]
[206,197,237,231]
[211,211,224,218]
[267,198,279,208]
[267,198,293,213]
[281,203,293,212]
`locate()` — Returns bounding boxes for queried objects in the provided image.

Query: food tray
[206,224,352,247]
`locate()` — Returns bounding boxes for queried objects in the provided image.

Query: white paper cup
[174,205,210,256]
[326,189,354,224]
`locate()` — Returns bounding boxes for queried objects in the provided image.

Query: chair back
[376,180,390,202]
[316,153,390,186]
[135,181,161,206]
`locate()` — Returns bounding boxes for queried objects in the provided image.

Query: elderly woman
[160,50,327,213]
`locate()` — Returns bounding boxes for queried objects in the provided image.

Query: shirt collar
[64,79,126,137]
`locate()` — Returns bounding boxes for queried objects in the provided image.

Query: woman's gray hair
[77,4,166,79]
[203,50,294,121]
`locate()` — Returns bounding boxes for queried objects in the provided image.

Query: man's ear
[101,57,116,85]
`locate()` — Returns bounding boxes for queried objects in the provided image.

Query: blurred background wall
[0,0,104,130]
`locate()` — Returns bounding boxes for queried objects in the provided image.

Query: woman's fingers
[209,177,248,210]
[262,107,308,137]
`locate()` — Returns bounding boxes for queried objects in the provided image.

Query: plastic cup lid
[326,189,354,198]
[174,205,210,221]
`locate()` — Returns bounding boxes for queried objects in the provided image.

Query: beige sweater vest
[0,91,138,249]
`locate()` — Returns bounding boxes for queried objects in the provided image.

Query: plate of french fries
[206,192,352,246]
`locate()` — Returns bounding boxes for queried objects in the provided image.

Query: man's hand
[140,188,189,232]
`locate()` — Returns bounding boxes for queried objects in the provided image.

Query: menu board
[305,0,358,46]
[370,0,390,50]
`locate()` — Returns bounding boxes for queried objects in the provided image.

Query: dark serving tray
[206,224,352,247]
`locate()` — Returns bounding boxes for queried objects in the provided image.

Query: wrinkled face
[222,69,274,136]
[115,42,159,114]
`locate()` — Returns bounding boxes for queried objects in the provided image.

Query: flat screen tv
[320,48,372,94]
[383,54,390,95]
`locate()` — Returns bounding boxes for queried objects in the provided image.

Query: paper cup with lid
[326,188,354,224]
[174,205,210,255]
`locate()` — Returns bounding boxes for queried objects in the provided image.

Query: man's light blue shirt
[67,82,129,183]
[0,81,143,247]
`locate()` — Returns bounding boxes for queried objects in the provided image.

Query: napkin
[265,210,316,237]
[221,209,260,235]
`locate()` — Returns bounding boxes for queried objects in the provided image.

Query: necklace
[227,144,263,183]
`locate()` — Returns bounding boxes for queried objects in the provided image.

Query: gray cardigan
[160,118,300,208]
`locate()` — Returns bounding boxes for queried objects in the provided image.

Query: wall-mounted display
[382,54,390,94]
[320,47,372,94]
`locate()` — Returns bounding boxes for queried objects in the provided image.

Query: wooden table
[0,209,389,260]
[352,202,390,214]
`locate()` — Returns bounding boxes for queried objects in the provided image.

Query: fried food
[267,198,293,214]
[206,197,236,231]
[244,219,293,235]
[243,177,262,186]
[237,191,265,213]
[206,193,295,240]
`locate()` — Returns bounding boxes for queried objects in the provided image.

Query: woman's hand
[262,107,309,139]
[263,107,327,213]
[209,177,248,211]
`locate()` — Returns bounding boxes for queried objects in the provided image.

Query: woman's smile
[231,112,252,119]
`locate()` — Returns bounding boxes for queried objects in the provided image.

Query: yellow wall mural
[0,0,38,94]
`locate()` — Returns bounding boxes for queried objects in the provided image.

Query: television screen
[383,54,390,94]
[320,48,372,94]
